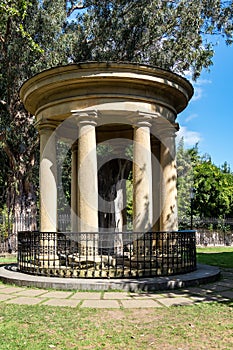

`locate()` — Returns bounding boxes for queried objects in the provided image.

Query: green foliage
[0,206,12,241]
[0,0,74,214]
[176,138,199,222]
[193,161,233,217]
[126,172,133,229]
[217,217,231,232]
[74,0,233,79]
[177,140,233,221]
[57,141,71,213]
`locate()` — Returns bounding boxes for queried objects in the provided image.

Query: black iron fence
[0,212,38,253]
[2,212,233,255]
[196,230,233,246]
[18,230,196,278]
[0,211,65,254]
[179,216,233,230]
[179,217,233,246]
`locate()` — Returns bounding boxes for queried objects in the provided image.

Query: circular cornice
[20,62,193,116]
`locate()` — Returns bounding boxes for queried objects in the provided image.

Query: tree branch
[67,1,86,17]
[0,35,5,43]
[0,136,17,170]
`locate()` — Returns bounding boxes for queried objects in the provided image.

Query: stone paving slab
[0,285,8,289]
[218,281,233,288]
[5,297,46,305]
[189,295,213,302]
[129,293,159,299]
[0,286,26,294]
[0,294,15,301]
[70,292,102,300]
[221,270,233,275]
[41,291,73,299]
[103,292,131,299]
[190,295,230,303]
[149,292,190,299]
[201,284,230,292]
[0,286,232,308]
[42,299,81,308]
[81,300,120,308]
[186,287,215,295]
[158,297,194,307]
[120,299,162,308]
[218,290,233,299]
[14,289,50,297]
[0,266,232,309]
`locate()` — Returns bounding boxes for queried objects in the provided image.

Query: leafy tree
[192,159,233,218]
[221,161,231,174]
[0,1,37,215]
[74,0,233,79]
[177,141,233,223]
[0,1,74,217]
[176,138,200,226]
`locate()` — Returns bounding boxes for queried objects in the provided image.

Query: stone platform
[0,263,220,292]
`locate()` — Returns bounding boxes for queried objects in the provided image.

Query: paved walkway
[0,268,233,308]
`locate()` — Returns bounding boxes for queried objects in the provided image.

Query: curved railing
[17,231,196,278]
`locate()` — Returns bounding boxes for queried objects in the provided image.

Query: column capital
[129,110,160,128]
[71,109,99,127]
[36,119,59,134]
[156,122,179,140]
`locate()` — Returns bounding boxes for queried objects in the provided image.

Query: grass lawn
[0,248,233,348]
[0,302,233,350]
[0,255,17,266]
[196,246,233,268]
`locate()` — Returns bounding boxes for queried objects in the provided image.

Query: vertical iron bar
[143,232,146,276]
[93,232,96,278]
[129,232,132,277]
[149,231,152,276]
[85,233,88,277]
[122,232,125,278]
[136,233,139,277]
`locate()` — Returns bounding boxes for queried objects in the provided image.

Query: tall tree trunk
[98,158,131,255]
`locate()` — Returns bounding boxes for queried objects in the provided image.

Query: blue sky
[177,39,233,170]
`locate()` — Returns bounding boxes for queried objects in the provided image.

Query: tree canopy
[73,0,233,79]
[193,161,233,218]
[0,0,71,213]
[177,140,233,224]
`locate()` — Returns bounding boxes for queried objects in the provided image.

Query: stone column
[132,116,153,232]
[39,123,58,232]
[37,122,59,267]
[73,110,99,257]
[71,141,78,232]
[132,115,153,258]
[151,138,161,255]
[160,127,178,231]
[151,139,161,232]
